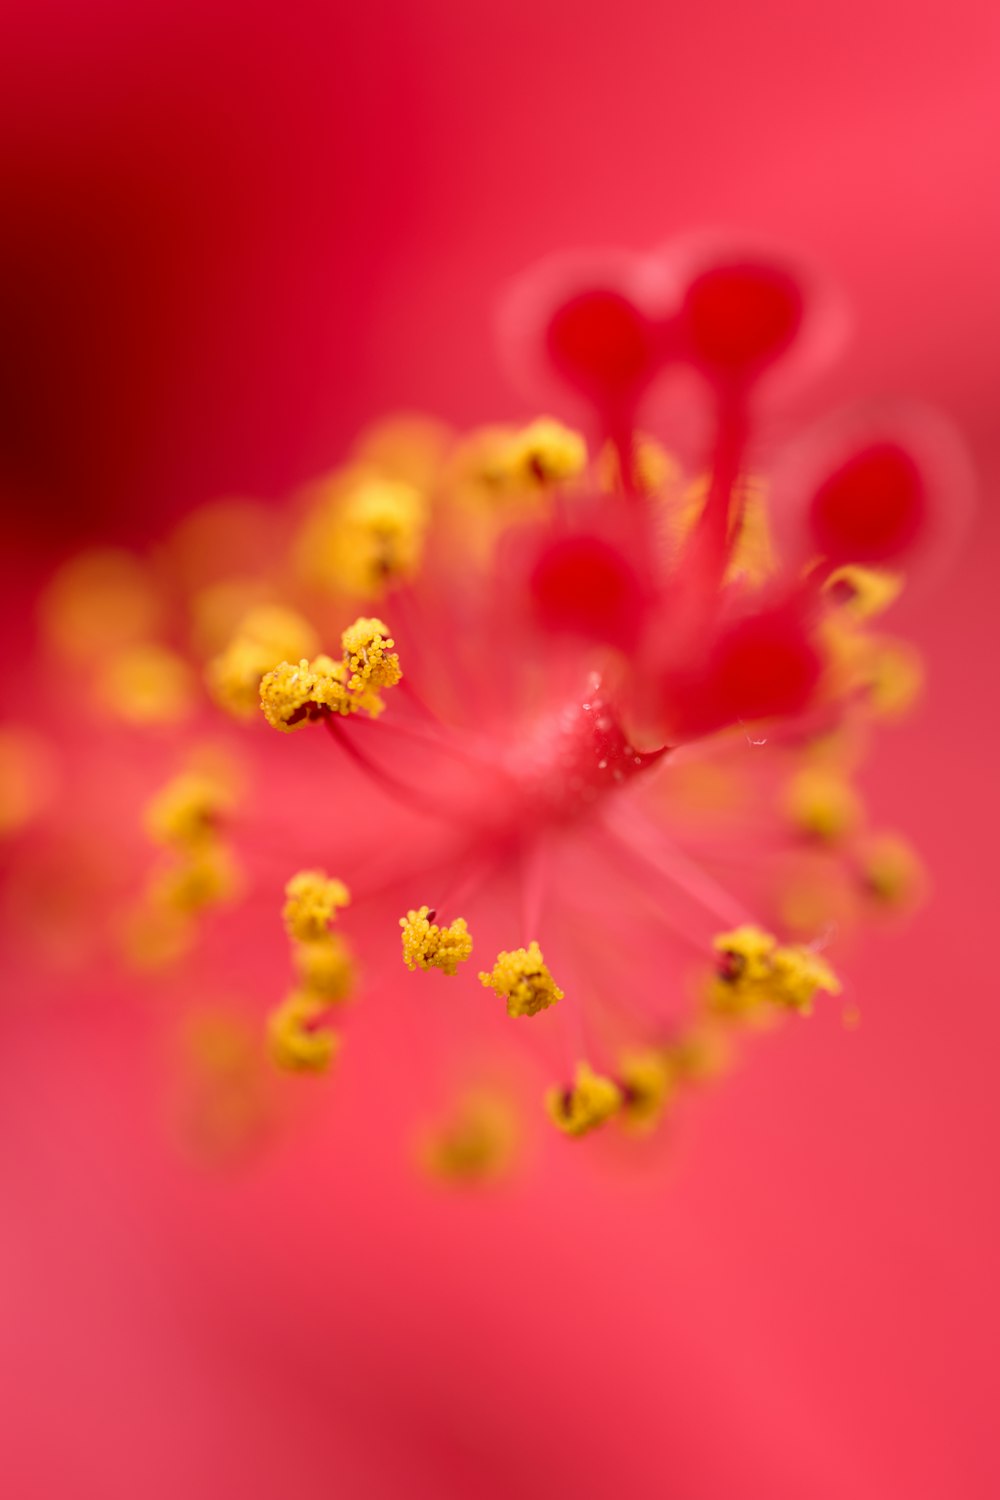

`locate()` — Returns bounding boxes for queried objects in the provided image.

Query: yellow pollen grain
[283,870,351,942]
[546,1062,623,1137]
[400,905,473,976]
[479,942,564,1018]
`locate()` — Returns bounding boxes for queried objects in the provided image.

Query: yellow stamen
[857,833,925,909]
[145,772,232,851]
[296,471,427,597]
[710,925,841,1017]
[151,843,242,916]
[546,1062,623,1137]
[282,870,351,942]
[783,766,863,843]
[267,994,339,1073]
[619,1048,674,1131]
[96,643,195,725]
[341,617,402,691]
[207,605,319,719]
[479,942,564,1017]
[292,933,357,1004]
[417,1090,517,1183]
[400,906,473,976]
[824,565,902,620]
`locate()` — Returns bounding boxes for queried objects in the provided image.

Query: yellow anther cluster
[711,925,841,1016]
[41,547,161,660]
[546,1063,623,1137]
[857,833,924,909]
[499,417,587,487]
[479,942,564,1018]
[417,1091,517,1183]
[341,617,402,692]
[207,605,319,718]
[400,906,473,976]
[151,842,241,916]
[298,472,427,598]
[145,772,232,849]
[282,870,351,942]
[260,617,402,731]
[124,763,244,968]
[783,767,863,843]
[664,474,776,585]
[268,994,340,1073]
[96,643,195,725]
[619,1047,675,1131]
[598,433,678,497]
[292,934,356,1003]
[824,565,902,621]
[0,726,55,837]
[269,869,357,1072]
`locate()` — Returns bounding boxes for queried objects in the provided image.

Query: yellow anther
[400,906,473,976]
[598,433,679,496]
[767,945,841,1014]
[96,643,195,725]
[417,1090,518,1183]
[713,925,778,987]
[546,1062,623,1137]
[619,1048,674,1131]
[499,417,587,487]
[297,471,427,597]
[41,547,161,660]
[118,903,194,972]
[293,933,357,1004]
[282,870,351,942]
[151,843,241,915]
[145,772,232,850]
[711,924,840,1016]
[267,994,339,1073]
[666,1020,733,1083]
[857,833,925,909]
[258,659,322,731]
[478,942,564,1017]
[664,474,775,584]
[783,767,863,843]
[341,617,402,691]
[208,606,319,718]
[0,726,56,837]
[824,565,902,620]
[259,636,397,731]
[865,638,924,720]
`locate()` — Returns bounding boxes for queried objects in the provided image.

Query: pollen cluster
[710,925,841,1016]
[400,906,473,976]
[260,617,403,731]
[268,869,357,1072]
[478,943,564,1018]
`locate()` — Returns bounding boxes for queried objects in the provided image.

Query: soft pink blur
[2,2,999,1498]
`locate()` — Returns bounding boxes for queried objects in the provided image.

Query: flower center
[505,677,667,822]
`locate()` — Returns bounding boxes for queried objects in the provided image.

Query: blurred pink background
[1,1,999,1496]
